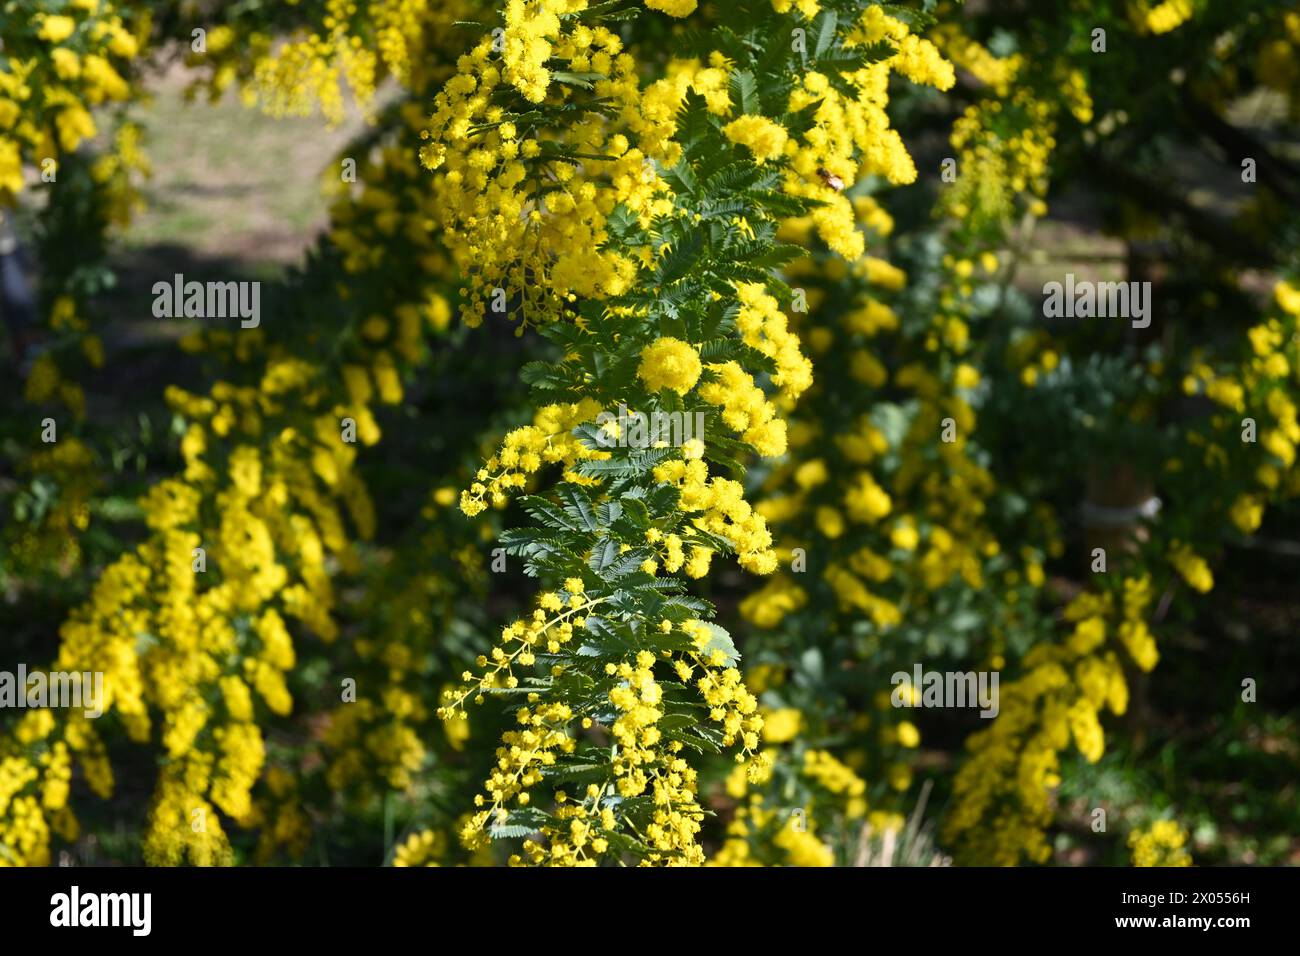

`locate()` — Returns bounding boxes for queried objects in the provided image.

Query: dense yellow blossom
[638,337,703,394]
[1129,819,1193,866]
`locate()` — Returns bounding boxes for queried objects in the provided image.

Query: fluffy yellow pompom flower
[37,14,78,44]
[644,0,698,15]
[722,115,790,164]
[1144,0,1194,36]
[762,707,803,743]
[1129,819,1192,866]
[1230,495,1264,535]
[637,337,703,394]
[1169,542,1214,593]
[1275,280,1300,317]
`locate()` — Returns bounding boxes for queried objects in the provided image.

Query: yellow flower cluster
[1133,0,1196,36]
[1129,819,1193,866]
[247,0,455,123]
[944,583,1154,865]
[637,336,703,395]
[393,828,448,866]
[1169,541,1214,593]
[644,0,698,16]
[932,24,1022,95]
[925,263,1300,866]
[712,795,828,866]
[739,576,808,628]
[1,0,144,201]
[323,523,490,804]
[734,282,813,399]
[698,361,788,456]
[712,743,872,867]
[460,399,607,515]
[5,7,151,580]
[773,816,836,866]
[942,92,1057,226]
[760,706,802,743]
[653,457,777,574]
[722,114,790,164]
[854,7,955,90]
[499,0,584,103]
[5,437,97,574]
[420,10,673,325]
[802,749,868,818]
[440,588,598,720]
[772,9,954,258]
[446,603,763,863]
[747,254,1027,653]
[1,275,439,864]
[682,622,763,749]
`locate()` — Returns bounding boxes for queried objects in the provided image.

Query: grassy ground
[89,64,369,358]
[123,63,362,267]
